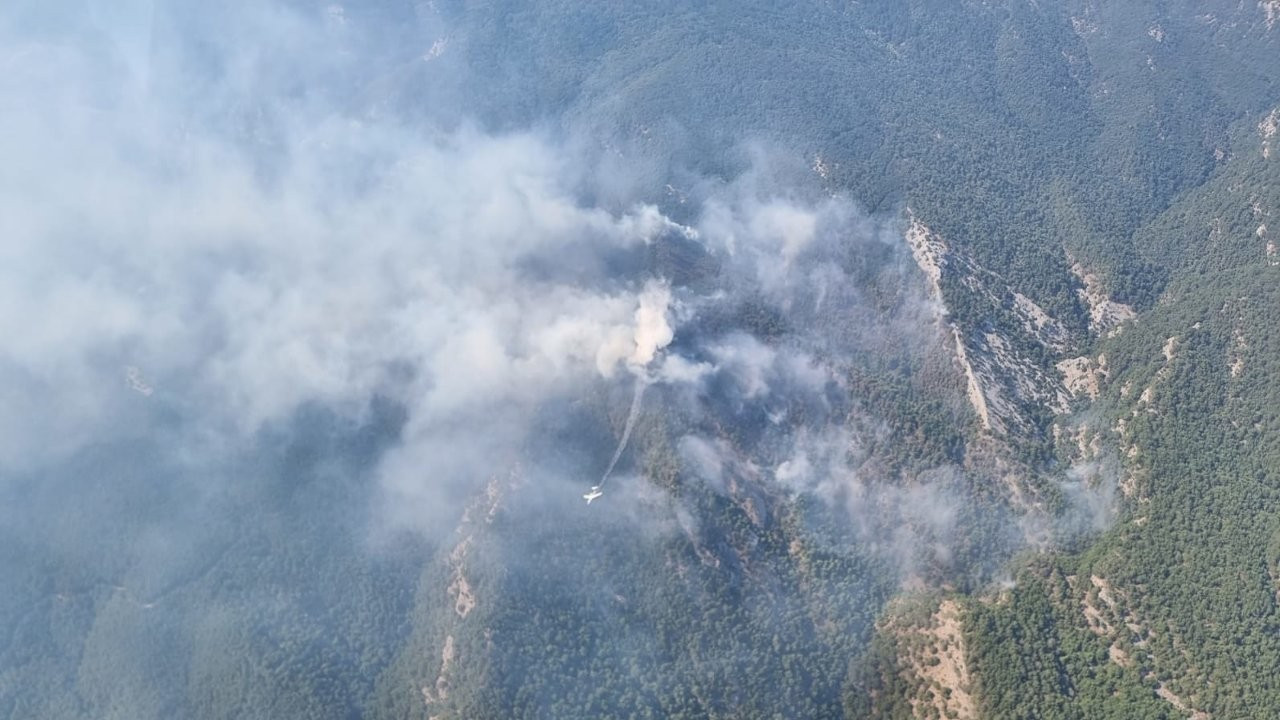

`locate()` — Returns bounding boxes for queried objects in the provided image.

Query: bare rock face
[1261,107,1279,159]
[1069,259,1136,338]
[1058,354,1108,401]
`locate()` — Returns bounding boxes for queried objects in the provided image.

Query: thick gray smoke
[0,4,1114,719]
[0,5,930,585]
[0,7,722,712]
[0,4,687,509]
[0,0,1035,586]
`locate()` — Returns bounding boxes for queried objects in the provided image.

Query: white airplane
[583,486,604,504]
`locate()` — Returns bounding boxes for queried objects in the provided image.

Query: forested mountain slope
[969,110,1280,720]
[1,1,1279,719]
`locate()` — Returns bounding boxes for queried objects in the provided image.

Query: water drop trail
[600,376,646,486]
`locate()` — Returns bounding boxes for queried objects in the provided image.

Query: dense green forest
[3,0,1279,718]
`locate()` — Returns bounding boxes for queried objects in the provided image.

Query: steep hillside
[968,112,1280,718]
[3,2,1280,719]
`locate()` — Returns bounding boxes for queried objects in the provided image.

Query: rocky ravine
[905,214,1095,438]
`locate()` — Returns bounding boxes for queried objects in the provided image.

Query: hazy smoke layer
[0,5,686,495]
[0,2,884,552]
[0,0,1038,577]
[0,4,1133,720]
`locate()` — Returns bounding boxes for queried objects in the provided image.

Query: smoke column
[600,376,647,486]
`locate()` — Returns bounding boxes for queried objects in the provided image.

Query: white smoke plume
[0,0,1039,590]
[628,283,675,369]
[594,281,674,488]
[0,1,707,543]
[0,6,1098,719]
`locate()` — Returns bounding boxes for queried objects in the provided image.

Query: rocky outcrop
[905,214,1073,437]
[422,471,513,712]
[1057,354,1108,401]
[904,215,947,300]
[1069,260,1136,338]
[1263,3,1280,33]
[1070,574,1209,719]
[420,635,455,705]
[1261,107,1279,159]
[878,596,977,720]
